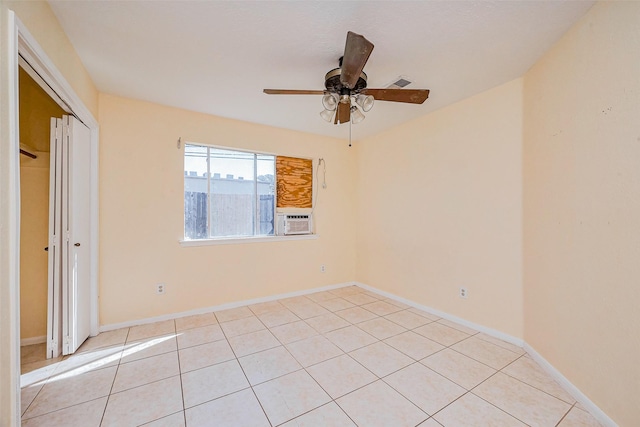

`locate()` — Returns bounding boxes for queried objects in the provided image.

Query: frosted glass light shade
[320,109,335,122]
[350,106,365,124]
[322,93,339,111]
[356,94,374,112]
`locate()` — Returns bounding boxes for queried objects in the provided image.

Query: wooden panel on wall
[276,156,312,208]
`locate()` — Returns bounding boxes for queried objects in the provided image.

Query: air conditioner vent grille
[276,213,313,235]
[386,76,413,89]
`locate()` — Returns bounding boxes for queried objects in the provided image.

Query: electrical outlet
[156,283,166,295]
[320,265,326,273]
[459,287,468,299]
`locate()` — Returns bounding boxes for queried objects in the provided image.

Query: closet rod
[20,148,37,159]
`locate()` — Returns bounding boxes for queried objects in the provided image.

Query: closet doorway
[19,60,92,370]
[19,65,64,366]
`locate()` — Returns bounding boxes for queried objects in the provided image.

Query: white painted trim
[1,9,23,427]
[89,125,99,337]
[14,17,100,338]
[17,56,71,114]
[20,336,46,347]
[524,343,618,427]
[179,234,318,247]
[353,281,524,347]
[100,282,352,332]
[16,20,97,129]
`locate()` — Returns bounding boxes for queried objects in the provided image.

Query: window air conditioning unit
[276,213,313,236]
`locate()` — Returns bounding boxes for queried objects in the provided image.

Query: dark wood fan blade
[362,89,430,104]
[340,31,374,89]
[335,101,351,124]
[263,89,325,95]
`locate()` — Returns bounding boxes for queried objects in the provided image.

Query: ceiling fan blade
[335,101,351,124]
[263,89,325,95]
[340,31,374,89]
[362,89,430,104]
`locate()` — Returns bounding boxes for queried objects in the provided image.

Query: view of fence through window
[184,144,275,239]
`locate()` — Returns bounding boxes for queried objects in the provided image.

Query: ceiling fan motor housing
[324,68,367,95]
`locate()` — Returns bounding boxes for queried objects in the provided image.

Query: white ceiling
[49,1,594,141]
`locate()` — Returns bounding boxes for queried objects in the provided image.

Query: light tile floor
[20,285,603,426]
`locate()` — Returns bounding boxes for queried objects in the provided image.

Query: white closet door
[61,115,92,355]
[46,118,63,359]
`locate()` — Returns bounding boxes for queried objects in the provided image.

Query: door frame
[17,16,100,336]
[1,11,99,425]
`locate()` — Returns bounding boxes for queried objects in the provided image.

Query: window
[184,144,275,239]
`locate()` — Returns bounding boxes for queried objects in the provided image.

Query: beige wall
[98,94,357,325]
[19,154,50,341]
[523,2,640,425]
[6,1,98,118]
[355,79,524,338]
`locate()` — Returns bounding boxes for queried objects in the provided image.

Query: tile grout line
[283,290,376,425]
[301,305,430,424]
[328,336,435,425]
[172,320,188,427]
[499,353,577,405]
[464,357,560,426]
[429,363,530,427]
[22,335,128,422]
[379,344,528,425]
[98,326,131,426]
[102,321,183,425]
[21,396,111,424]
[554,402,578,427]
[20,344,68,418]
[414,333,529,425]
[28,286,581,426]
[295,303,385,426]
[215,309,275,427]
[20,377,47,418]
[373,359,442,422]
[251,299,363,426]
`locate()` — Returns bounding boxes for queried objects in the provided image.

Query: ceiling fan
[264,31,430,125]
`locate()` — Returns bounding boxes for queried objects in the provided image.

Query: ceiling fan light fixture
[355,94,374,112]
[322,93,339,111]
[263,31,430,131]
[350,106,365,124]
[320,109,335,123]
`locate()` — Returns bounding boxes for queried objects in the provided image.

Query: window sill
[179,234,319,247]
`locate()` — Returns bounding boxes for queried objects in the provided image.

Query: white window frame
[183,142,277,241]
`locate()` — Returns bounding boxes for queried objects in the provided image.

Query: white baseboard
[99,282,353,333]
[353,281,524,347]
[354,281,616,427]
[20,336,46,346]
[98,279,615,425]
[524,343,617,427]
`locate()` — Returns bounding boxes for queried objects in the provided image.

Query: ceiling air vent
[386,76,412,89]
